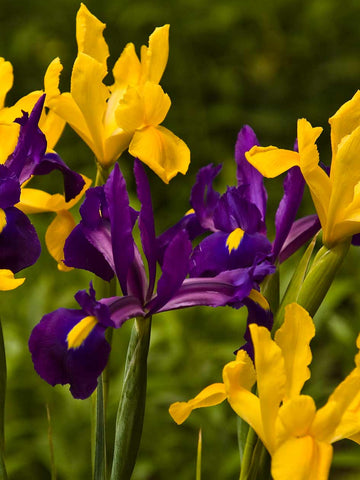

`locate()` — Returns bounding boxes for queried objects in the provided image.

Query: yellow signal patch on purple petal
[226,228,245,253]
[67,315,98,350]
[0,208,6,234]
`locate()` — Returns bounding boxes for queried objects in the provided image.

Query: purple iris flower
[29,160,274,399]
[0,95,84,273]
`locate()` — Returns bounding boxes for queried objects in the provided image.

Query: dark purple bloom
[30,160,274,399]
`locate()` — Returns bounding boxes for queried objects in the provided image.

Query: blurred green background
[1,0,360,478]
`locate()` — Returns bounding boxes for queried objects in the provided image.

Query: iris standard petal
[272,166,305,260]
[190,164,222,231]
[0,165,21,209]
[277,215,320,263]
[104,164,135,294]
[274,303,315,400]
[235,125,267,221]
[134,159,157,298]
[245,146,300,178]
[76,3,109,65]
[147,229,192,314]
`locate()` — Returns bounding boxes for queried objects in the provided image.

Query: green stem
[110,317,151,480]
[0,321,7,480]
[94,377,106,480]
[95,163,111,187]
[46,404,56,480]
[196,429,202,480]
[239,426,257,480]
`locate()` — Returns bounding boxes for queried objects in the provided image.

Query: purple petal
[272,166,305,260]
[101,295,146,327]
[134,159,157,299]
[33,152,85,202]
[64,224,114,281]
[0,207,40,272]
[0,165,21,209]
[29,308,111,399]
[157,213,205,266]
[75,285,114,327]
[213,187,265,234]
[278,215,321,263]
[157,268,255,312]
[104,164,135,294]
[190,164,222,231]
[235,125,267,222]
[189,231,272,278]
[147,230,192,314]
[6,96,46,182]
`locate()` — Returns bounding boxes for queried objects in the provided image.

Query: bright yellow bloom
[45,3,190,182]
[17,175,92,271]
[245,91,360,247]
[170,303,360,480]
[0,57,65,164]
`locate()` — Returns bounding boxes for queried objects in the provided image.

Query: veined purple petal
[156,268,255,312]
[213,187,265,234]
[272,166,305,260]
[104,164,135,295]
[190,164,222,231]
[101,295,146,328]
[147,229,192,314]
[126,246,148,303]
[0,207,40,272]
[0,165,21,209]
[29,308,110,399]
[134,159,157,300]
[278,215,321,263]
[80,187,106,227]
[189,231,272,278]
[6,96,46,181]
[64,224,114,281]
[235,125,267,222]
[33,152,85,202]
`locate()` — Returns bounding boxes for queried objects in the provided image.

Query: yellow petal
[329,90,360,157]
[0,58,13,108]
[143,83,171,126]
[76,3,109,66]
[245,146,300,178]
[297,118,331,233]
[71,53,109,162]
[115,87,145,132]
[250,323,286,453]
[45,211,76,271]
[223,351,266,448]
[144,25,169,84]
[44,58,62,99]
[0,269,25,291]
[112,42,141,89]
[129,125,190,183]
[169,383,227,425]
[271,436,332,480]
[274,303,315,400]
[277,395,316,440]
[104,131,133,168]
[0,124,18,164]
[311,372,360,442]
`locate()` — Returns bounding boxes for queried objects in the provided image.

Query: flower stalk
[110,317,151,480]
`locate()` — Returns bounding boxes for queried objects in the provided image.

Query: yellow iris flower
[245,91,360,247]
[170,303,360,480]
[45,3,190,183]
[0,57,65,164]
